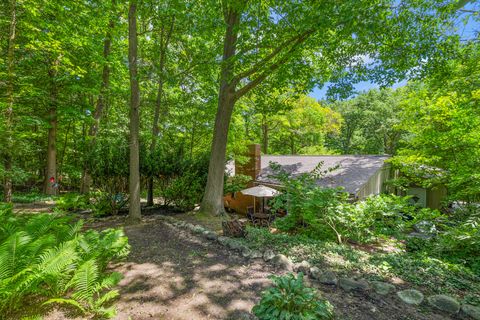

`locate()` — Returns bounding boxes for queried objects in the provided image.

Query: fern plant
[0,204,130,319]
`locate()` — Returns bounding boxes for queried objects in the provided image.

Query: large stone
[309,267,322,280]
[263,249,275,262]
[427,295,460,314]
[294,261,311,274]
[193,225,205,234]
[462,304,480,320]
[414,220,437,234]
[242,247,253,258]
[217,236,230,246]
[205,232,218,241]
[397,289,424,305]
[226,239,244,251]
[318,271,338,286]
[250,250,263,259]
[339,278,369,292]
[272,254,294,272]
[371,281,395,295]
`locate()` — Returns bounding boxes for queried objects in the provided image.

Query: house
[224,144,445,214]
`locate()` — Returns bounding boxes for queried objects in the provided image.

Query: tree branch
[233,30,314,100]
[233,31,311,84]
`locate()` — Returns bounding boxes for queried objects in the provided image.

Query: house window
[407,188,427,207]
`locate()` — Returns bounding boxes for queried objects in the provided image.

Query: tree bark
[200,2,313,215]
[80,0,116,194]
[44,104,58,195]
[44,54,61,196]
[127,0,141,222]
[147,17,174,207]
[261,115,268,154]
[200,7,240,215]
[3,0,16,202]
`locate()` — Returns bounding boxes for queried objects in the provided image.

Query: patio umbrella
[240,185,280,214]
[240,185,280,197]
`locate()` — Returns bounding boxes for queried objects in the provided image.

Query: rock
[185,223,195,231]
[242,248,252,258]
[397,289,424,305]
[217,236,229,246]
[193,225,205,234]
[271,254,294,272]
[263,249,275,262]
[309,267,322,280]
[462,304,480,320]
[294,261,311,274]
[226,239,244,251]
[318,271,338,286]
[205,232,218,241]
[250,250,263,259]
[339,278,369,292]
[427,295,460,314]
[414,220,437,234]
[371,281,395,295]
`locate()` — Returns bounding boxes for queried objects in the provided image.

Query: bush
[436,212,480,271]
[0,203,130,318]
[55,193,91,211]
[252,273,334,320]
[144,144,209,211]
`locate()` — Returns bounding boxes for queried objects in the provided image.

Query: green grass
[12,191,56,203]
[239,226,480,305]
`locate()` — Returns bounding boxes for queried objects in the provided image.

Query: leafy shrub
[56,193,91,211]
[86,134,129,214]
[144,144,209,211]
[252,273,334,320]
[224,174,252,196]
[435,212,480,271]
[0,203,130,318]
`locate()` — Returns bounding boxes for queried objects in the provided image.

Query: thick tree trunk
[81,0,116,194]
[45,106,57,195]
[3,0,16,202]
[44,54,61,196]
[147,18,174,207]
[200,8,239,216]
[127,0,141,222]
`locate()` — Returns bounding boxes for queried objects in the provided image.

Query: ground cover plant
[252,273,334,320]
[242,164,480,305]
[0,203,130,319]
[241,225,480,305]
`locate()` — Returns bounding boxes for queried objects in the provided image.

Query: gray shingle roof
[257,155,390,194]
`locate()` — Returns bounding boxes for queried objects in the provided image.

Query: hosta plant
[252,273,334,320]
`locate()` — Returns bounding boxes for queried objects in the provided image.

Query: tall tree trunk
[147,17,174,207]
[127,0,141,222]
[261,115,268,154]
[80,0,116,193]
[200,7,240,216]
[3,0,16,202]
[45,105,58,195]
[44,55,61,196]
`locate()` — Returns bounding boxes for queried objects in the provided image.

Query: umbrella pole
[253,197,256,214]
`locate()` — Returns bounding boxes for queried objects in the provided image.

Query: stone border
[157,215,480,320]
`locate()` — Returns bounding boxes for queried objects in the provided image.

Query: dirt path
[113,218,271,320]
[45,215,455,320]
[109,216,457,320]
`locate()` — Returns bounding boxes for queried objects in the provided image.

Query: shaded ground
[45,213,456,320]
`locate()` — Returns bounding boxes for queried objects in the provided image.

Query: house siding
[355,164,392,199]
